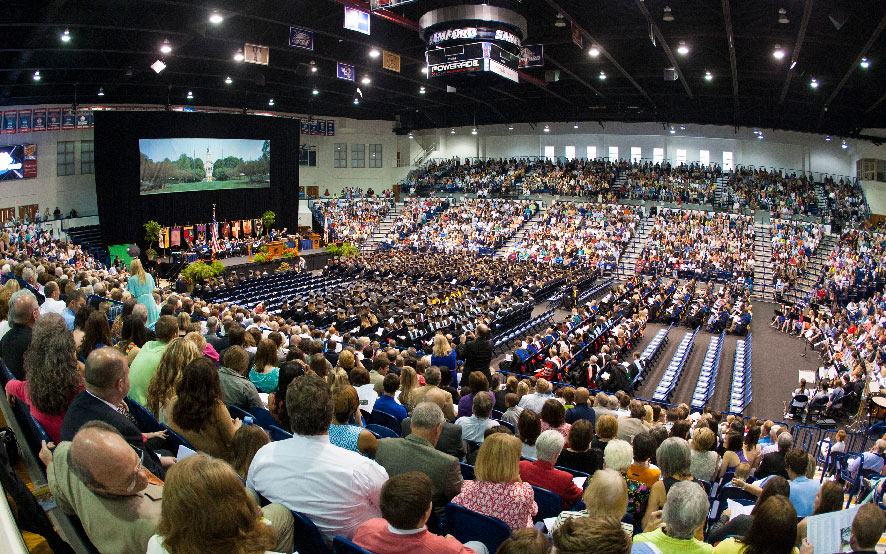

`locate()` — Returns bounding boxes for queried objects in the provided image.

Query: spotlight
[312,88,319,95]
[268,98,274,106]
[369,48,380,58]
[225,75,233,84]
[860,57,870,69]
[234,49,244,62]
[209,12,224,24]
[160,39,172,54]
[60,29,71,42]
[810,78,819,88]
[705,71,713,81]
[778,8,789,24]
[676,41,690,55]
[97,87,104,96]
[663,6,674,22]
[599,71,606,80]
[471,128,478,135]
[842,140,848,149]
[772,46,785,60]
[825,136,831,141]
[32,70,41,81]
[669,128,676,134]
[450,128,455,134]
[361,75,371,84]
[419,86,426,94]
[151,60,166,74]
[309,61,318,73]
[543,125,550,132]
[589,46,600,57]
[187,91,194,100]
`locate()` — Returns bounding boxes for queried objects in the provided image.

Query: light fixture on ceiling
[151,60,166,73]
[60,29,71,42]
[778,8,789,24]
[160,38,172,54]
[543,125,550,132]
[421,66,428,74]
[268,98,274,106]
[408,132,414,138]
[860,57,870,69]
[588,46,600,57]
[772,45,786,60]
[507,125,514,131]
[669,127,676,134]
[186,90,194,100]
[234,49,244,62]
[758,134,765,139]
[573,123,579,129]
[225,75,233,84]
[361,75,371,84]
[353,97,360,104]
[450,128,456,134]
[676,41,690,55]
[842,140,848,149]
[32,70,41,81]
[209,12,224,24]
[599,71,606,80]
[705,71,713,81]
[810,77,819,88]
[680,125,686,130]
[309,61,317,73]
[419,86,426,94]
[825,136,831,141]
[555,13,567,28]
[369,48,380,58]
[471,128,478,135]
[97,87,104,96]
[790,60,797,70]
[663,6,674,22]
[312,88,319,95]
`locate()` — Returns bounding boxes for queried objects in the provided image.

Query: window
[333,143,347,168]
[587,146,597,160]
[544,146,555,161]
[699,150,710,166]
[351,144,365,168]
[564,146,575,161]
[653,148,664,164]
[299,146,317,167]
[676,149,687,165]
[608,146,618,161]
[630,147,642,163]
[723,151,734,171]
[369,144,383,168]
[57,141,75,176]
[79,140,95,174]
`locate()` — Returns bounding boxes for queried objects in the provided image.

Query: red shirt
[519,459,583,509]
[353,518,475,554]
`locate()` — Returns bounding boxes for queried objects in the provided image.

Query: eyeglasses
[123,449,145,492]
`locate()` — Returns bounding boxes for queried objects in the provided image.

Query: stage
[156,248,333,279]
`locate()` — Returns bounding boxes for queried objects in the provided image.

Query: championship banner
[17,110,31,133]
[327,120,335,136]
[343,6,370,35]
[336,62,356,82]
[62,109,76,129]
[382,50,401,72]
[289,26,314,51]
[47,109,62,130]
[300,119,310,134]
[32,109,47,131]
[22,144,37,178]
[75,112,90,128]
[2,112,16,134]
[571,22,583,49]
[318,120,327,135]
[309,120,319,135]
[519,44,544,68]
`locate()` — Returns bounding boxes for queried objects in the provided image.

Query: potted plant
[261,210,276,236]
[144,220,161,260]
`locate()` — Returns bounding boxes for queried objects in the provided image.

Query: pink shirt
[450,480,537,531]
[353,518,475,554]
[5,379,83,443]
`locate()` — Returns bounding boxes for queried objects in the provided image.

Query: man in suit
[410,366,457,421]
[565,387,596,427]
[457,324,493,386]
[203,316,227,352]
[617,400,648,443]
[61,347,172,478]
[0,290,39,379]
[375,402,462,517]
[402,388,465,460]
[755,432,792,480]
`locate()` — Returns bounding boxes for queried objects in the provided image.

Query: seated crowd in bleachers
[313,197,392,244]
[519,158,620,198]
[411,157,530,195]
[722,168,820,217]
[382,197,448,244]
[507,202,641,268]
[616,162,721,205]
[822,175,869,227]
[769,219,824,294]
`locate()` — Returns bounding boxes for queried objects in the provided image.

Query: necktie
[117,402,138,426]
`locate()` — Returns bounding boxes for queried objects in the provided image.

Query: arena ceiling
[4,0,886,139]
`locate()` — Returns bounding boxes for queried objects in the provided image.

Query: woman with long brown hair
[76,310,113,362]
[144,338,202,420]
[707,475,791,544]
[712,494,813,554]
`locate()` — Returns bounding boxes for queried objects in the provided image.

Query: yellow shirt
[713,538,799,554]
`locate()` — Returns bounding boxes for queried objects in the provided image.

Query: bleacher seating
[728,333,753,414]
[65,224,111,267]
[652,328,698,402]
[690,331,724,410]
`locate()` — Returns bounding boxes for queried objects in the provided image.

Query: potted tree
[261,210,276,236]
[144,220,161,261]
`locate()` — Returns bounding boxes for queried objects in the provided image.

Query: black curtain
[94,111,299,247]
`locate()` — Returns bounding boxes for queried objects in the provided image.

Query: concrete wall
[861,180,886,216]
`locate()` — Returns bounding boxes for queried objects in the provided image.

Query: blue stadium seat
[445,503,511,554]
[291,510,332,554]
[332,536,374,554]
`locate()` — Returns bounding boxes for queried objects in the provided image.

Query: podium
[309,233,321,249]
[266,241,286,259]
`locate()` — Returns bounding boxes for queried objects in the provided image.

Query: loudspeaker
[664,68,678,81]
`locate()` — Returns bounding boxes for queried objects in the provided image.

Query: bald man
[401,387,466,460]
[0,289,40,379]
[565,387,597,427]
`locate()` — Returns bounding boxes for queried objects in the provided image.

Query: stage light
[810,77,818,88]
[234,49,244,62]
[705,71,713,81]
[97,87,104,96]
[312,88,319,95]
[842,140,848,149]
[772,46,785,60]
[160,39,172,54]
[268,98,274,106]
[860,57,870,69]
[676,41,690,55]
[310,61,318,73]
[32,70,41,81]
[60,29,71,42]
[825,136,831,141]
[361,75,371,84]
[187,91,194,100]
[599,71,606,80]
[151,60,166,74]
[663,6,674,22]
[588,46,600,57]
[225,75,233,84]
[209,12,224,24]
[419,86,426,94]
[368,48,380,58]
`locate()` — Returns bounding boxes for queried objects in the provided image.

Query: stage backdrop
[94,111,299,247]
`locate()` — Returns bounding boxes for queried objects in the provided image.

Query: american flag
[210,215,220,253]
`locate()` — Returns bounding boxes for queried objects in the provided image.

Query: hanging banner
[47,109,62,130]
[16,110,31,133]
[336,62,356,82]
[32,109,47,131]
[62,109,76,129]
[571,21,583,49]
[244,43,270,65]
[88,112,95,127]
[370,0,417,9]
[196,224,206,243]
[242,219,252,236]
[222,221,230,238]
[289,26,314,51]
[519,44,544,68]
[170,227,182,247]
[300,119,310,134]
[382,50,401,72]
[2,112,16,134]
[75,111,90,128]
[318,120,327,135]
[22,144,37,178]
[343,6,371,35]
[183,226,194,246]
[327,120,335,136]
[232,220,240,238]
[309,120,319,135]
[158,227,169,249]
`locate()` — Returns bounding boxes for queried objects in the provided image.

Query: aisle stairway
[361,202,401,252]
[751,222,838,302]
[617,218,651,278]
[788,233,838,304]
[495,206,546,259]
[714,176,731,208]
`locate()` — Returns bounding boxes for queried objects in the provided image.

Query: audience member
[0,290,39,379]
[402,387,466,459]
[633,481,713,554]
[128,315,178,406]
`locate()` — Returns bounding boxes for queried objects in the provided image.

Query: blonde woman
[328,367,349,391]
[430,333,457,378]
[450,433,538,531]
[396,366,419,414]
[145,338,202,421]
[127,259,158,327]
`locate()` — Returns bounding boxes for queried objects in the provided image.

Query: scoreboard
[426,42,519,83]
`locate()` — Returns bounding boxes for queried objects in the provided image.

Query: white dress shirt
[40,297,66,315]
[455,415,500,442]
[517,392,552,413]
[247,433,388,542]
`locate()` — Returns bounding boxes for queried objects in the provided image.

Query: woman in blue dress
[329,385,377,458]
[127,259,158,328]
